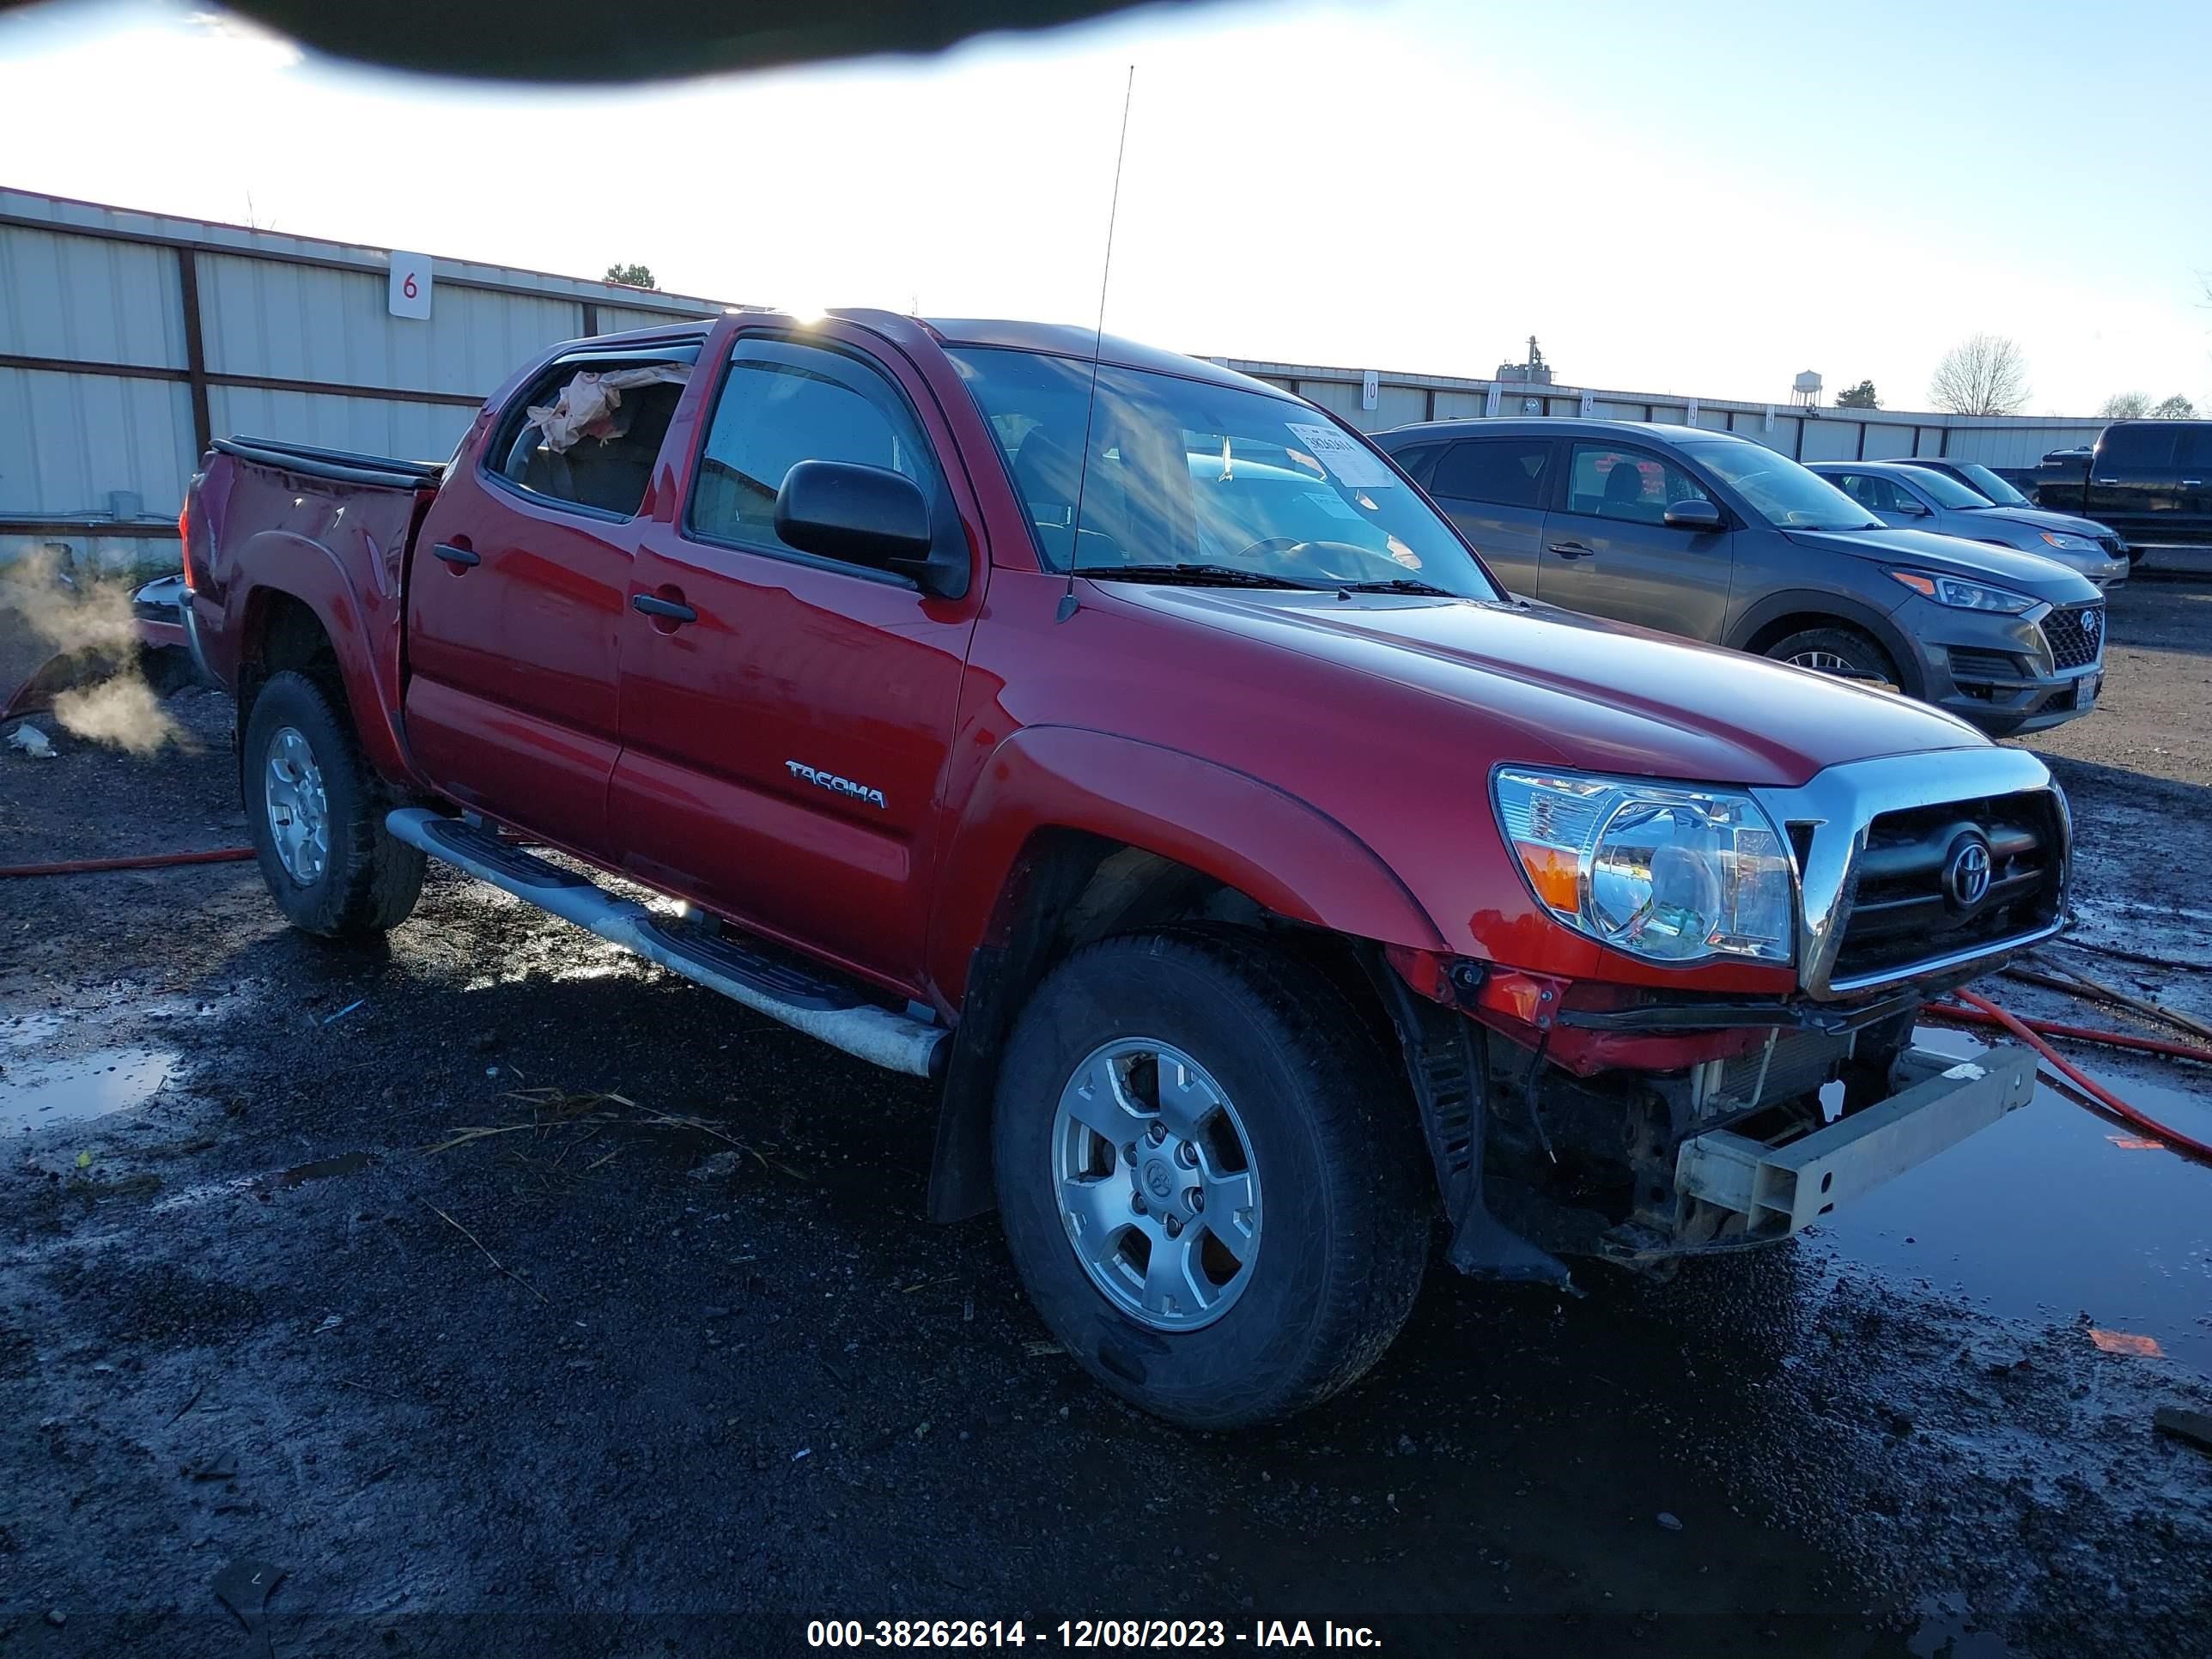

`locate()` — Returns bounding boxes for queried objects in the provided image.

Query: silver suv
[1808,460,2129,589]
[1375,418,2107,737]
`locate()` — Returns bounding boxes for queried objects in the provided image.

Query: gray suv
[1808,460,2129,589]
[1375,419,2106,737]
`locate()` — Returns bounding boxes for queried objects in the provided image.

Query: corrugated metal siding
[1862,424,1917,460]
[209,386,478,464]
[0,367,194,517]
[597,301,712,334]
[198,253,580,395]
[1797,420,1858,462]
[0,226,185,368]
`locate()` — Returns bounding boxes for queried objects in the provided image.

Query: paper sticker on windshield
[1285,423,1395,488]
[1303,490,1361,521]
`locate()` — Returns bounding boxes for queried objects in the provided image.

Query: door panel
[2085,424,2179,529]
[611,327,981,990]
[403,347,699,854]
[1425,437,1553,594]
[1537,442,1734,641]
[404,471,638,850]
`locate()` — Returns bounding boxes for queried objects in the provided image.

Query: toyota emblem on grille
[1943,835,1993,910]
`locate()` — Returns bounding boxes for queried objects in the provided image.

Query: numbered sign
[388,252,433,319]
[1360,369,1379,412]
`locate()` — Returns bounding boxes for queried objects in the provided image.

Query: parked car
[1376,418,2106,737]
[1808,460,2128,588]
[2029,421,2212,559]
[1886,454,2122,535]
[178,317,2068,1427]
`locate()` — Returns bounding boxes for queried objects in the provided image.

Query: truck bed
[210,436,447,491]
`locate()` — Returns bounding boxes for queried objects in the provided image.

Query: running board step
[386,808,946,1079]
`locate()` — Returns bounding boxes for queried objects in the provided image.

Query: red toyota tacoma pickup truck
[177,311,2065,1426]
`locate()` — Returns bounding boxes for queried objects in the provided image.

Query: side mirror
[774,460,966,599]
[1662,498,1724,532]
[1893,497,1929,516]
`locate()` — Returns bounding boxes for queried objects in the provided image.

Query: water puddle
[1816,1027,2212,1376]
[0,1045,181,1134]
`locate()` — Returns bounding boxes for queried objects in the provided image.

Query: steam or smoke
[0,545,189,755]
[51,676,180,757]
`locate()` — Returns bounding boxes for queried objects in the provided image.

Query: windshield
[1680,441,1879,531]
[1895,465,1995,509]
[946,347,1501,599]
[1948,461,2031,507]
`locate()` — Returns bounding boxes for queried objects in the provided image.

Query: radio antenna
[1058,64,1135,624]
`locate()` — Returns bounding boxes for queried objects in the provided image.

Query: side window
[2100,425,2176,471]
[688,337,943,562]
[2173,426,2210,471]
[1834,472,1896,513]
[1388,442,1442,487]
[1431,440,1552,509]
[1565,444,1711,525]
[489,356,694,519]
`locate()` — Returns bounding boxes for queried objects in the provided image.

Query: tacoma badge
[786,761,888,810]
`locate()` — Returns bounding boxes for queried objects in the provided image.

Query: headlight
[1887,570,2039,614]
[2038,532,2097,553]
[1492,769,1796,965]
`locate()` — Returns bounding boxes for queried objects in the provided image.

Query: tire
[992,929,1430,1428]
[242,669,423,939]
[1764,625,1900,690]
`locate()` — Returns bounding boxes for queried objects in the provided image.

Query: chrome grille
[2040,604,2104,671]
[2097,534,2125,559]
[1829,790,2066,983]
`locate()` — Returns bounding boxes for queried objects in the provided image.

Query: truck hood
[1105,585,1988,789]
[1782,525,2102,604]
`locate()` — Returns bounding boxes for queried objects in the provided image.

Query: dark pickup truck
[2031,421,2212,558]
[175,310,2065,1426]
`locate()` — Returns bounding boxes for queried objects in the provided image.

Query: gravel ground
[3,578,2209,1658]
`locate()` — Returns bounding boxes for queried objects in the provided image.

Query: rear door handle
[1547,541,1595,559]
[2185,479,2203,487]
[631,592,698,625]
[431,542,479,568]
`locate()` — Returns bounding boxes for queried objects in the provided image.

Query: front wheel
[992,930,1430,1428]
[243,669,423,939]
[1764,624,1901,690]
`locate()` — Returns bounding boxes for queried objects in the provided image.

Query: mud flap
[1369,957,1571,1286]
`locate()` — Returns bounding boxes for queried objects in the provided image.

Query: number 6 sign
[388,252,434,319]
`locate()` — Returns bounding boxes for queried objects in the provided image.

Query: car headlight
[1887,570,2039,614]
[2038,532,2097,553]
[1492,769,1796,966]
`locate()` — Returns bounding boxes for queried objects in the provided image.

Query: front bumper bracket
[1674,1042,2036,1237]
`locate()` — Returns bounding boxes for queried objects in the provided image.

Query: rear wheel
[992,929,1430,1428]
[1765,625,1900,690]
[243,670,423,939]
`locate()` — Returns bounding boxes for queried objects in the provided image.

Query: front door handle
[631,592,698,625]
[1547,541,1595,559]
[2185,479,2203,488]
[431,542,479,568]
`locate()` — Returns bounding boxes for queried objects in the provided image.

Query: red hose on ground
[0,847,254,878]
[1951,988,2212,1163]
[1929,1000,2212,1066]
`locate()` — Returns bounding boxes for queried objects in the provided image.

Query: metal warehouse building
[3,186,2106,577]
[1,187,726,574]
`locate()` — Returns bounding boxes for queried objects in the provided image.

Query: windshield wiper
[1078,562,1332,590]
[1333,576,1459,597]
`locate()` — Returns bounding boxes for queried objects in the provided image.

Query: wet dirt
[2,585,2209,1657]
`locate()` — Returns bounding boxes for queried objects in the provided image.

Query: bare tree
[1929,334,2030,415]
[2100,391,2153,419]
[2153,393,2198,419]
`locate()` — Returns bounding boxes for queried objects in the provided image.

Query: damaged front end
[1380,747,2068,1285]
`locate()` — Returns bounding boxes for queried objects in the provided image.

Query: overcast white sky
[2,0,2207,415]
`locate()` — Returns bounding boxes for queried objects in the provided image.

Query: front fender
[1726,588,1927,699]
[924,724,1447,1000]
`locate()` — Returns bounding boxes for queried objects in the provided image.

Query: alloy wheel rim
[1049,1037,1261,1331]
[263,726,331,884]
[1789,649,1860,674]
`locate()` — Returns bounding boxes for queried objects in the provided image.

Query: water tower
[1790,370,1823,409]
